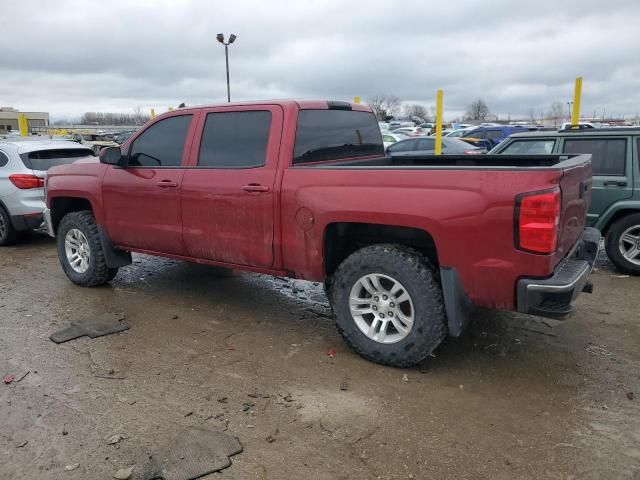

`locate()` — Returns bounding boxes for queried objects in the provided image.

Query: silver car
[385,136,485,156]
[0,139,95,245]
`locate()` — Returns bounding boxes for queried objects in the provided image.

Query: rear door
[180,106,282,268]
[102,114,195,254]
[561,136,632,227]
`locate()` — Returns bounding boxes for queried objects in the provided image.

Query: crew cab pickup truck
[44,100,599,367]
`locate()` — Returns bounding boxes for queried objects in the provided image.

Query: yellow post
[150,108,156,119]
[168,107,173,112]
[353,96,361,104]
[18,114,28,136]
[434,89,443,155]
[571,76,582,128]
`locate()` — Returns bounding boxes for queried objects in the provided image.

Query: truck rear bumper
[516,227,600,319]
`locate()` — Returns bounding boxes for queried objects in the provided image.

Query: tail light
[9,174,45,189]
[515,188,561,254]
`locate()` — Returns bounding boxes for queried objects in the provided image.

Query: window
[383,135,397,143]
[387,139,417,153]
[486,130,504,141]
[416,138,435,151]
[501,139,556,154]
[293,110,384,164]
[20,148,95,171]
[562,138,626,176]
[464,129,485,139]
[129,115,192,167]
[198,111,271,168]
[0,151,9,168]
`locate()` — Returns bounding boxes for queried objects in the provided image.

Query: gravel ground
[1,233,639,479]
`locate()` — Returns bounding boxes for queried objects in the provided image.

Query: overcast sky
[2,0,639,120]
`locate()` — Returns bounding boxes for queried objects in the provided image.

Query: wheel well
[324,223,438,277]
[601,209,640,236]
[50,197,93,233]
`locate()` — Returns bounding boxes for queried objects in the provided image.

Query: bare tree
[403,103,430,123]
[366,94,402,120]
[527,108,537,123]
[464,98,490,121]
[547,100,564,123]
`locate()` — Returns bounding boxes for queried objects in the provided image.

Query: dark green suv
[493,128,640,274]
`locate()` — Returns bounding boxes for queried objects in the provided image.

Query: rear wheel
[605,213,640,275]
[57,210,118,286]
[330,244,446,367]
[0,206,21,246]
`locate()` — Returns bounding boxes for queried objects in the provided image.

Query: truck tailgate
[555,158,593,263]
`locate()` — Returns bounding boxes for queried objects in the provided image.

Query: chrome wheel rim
[0,213,6,239]
[65,229,91,273]
[349,273,415,344]
[619,225,640,266]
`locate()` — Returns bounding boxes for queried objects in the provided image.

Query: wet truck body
[45,100,599,366]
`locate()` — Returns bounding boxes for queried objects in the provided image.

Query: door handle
[157,180,178,188]
[603,180,627,187]
[243,184,269,193]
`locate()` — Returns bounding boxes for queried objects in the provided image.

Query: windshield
[20,148,95,171]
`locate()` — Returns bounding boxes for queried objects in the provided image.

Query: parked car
[460,125,530,150]
[114,131,135,145]
[386,136,485,155]
[393,127,427,137]
[382,132,409,149]
[445,127,474,138]
[493,128,640,274]
[0,139,95,245]
[45,100,597,367]
[388,121,415,131]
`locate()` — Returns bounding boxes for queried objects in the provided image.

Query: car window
[129,115,192,167]
[383,135,397,143]
[465,129,485,139]
[416,138,435,150]
[387,139,416,152]
[448,130,464,137]
[294,110,384,164]
[0,150,8,168]
[198,111,271,168]
[501,139,556,154]
[486,130,504,140]
[20,148,95,171]
[562,138,627,176]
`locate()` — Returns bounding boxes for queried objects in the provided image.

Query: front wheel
[330,244,446,367]
[605,213,640,275]
[57,210,118,286]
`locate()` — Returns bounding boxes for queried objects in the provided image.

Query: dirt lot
[1,233,639,479]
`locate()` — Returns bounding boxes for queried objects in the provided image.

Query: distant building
[0,107,49,134]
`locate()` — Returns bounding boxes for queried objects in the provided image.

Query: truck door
[102,113,195,254]
[561,136,633,227]
[180,106,282,268]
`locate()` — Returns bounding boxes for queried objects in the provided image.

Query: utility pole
[216,33,237,103]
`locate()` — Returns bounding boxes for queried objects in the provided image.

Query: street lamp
[567,101,573,122]
[216,33,237,103]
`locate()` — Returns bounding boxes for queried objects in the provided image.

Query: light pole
[216,33,237,103]
[567,101,573,122]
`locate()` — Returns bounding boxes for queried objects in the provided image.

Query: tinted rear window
[198,111,271,168]
[562,138,626,176]
[501,139,556,154]
[293,110,383,164]
[20,148,95,171]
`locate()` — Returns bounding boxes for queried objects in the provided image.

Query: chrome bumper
[43,207,55,237]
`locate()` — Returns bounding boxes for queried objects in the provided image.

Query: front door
[102,113,195,254]
[181,106,282,268]
[562,136,633,227]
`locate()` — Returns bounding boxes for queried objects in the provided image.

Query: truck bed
[297,154,588,169]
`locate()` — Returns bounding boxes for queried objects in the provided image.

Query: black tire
[57,210,118,286]
[0,205,21,246]
[330,244,446,367]
[605,213,640,275]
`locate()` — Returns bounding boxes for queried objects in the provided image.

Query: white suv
[0,138,95,245]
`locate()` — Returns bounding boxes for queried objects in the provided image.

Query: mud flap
[98,226,132,268]
[440,267,473,337]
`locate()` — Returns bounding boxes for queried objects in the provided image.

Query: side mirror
[99,146,126,167]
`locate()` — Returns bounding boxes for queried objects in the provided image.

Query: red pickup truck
[44,100,599,366]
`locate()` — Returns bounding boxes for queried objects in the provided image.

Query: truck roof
[160,99,373,115]
[510,127,640,138]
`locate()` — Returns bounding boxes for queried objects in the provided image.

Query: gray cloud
[2,0,639,119]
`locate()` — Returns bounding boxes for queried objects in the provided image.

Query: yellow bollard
[571,77,582,128]
[353,96,361,104]
[18,114,28,136]
[150,108,156,119]
[434,90,443,155]
[168,107,173,112]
